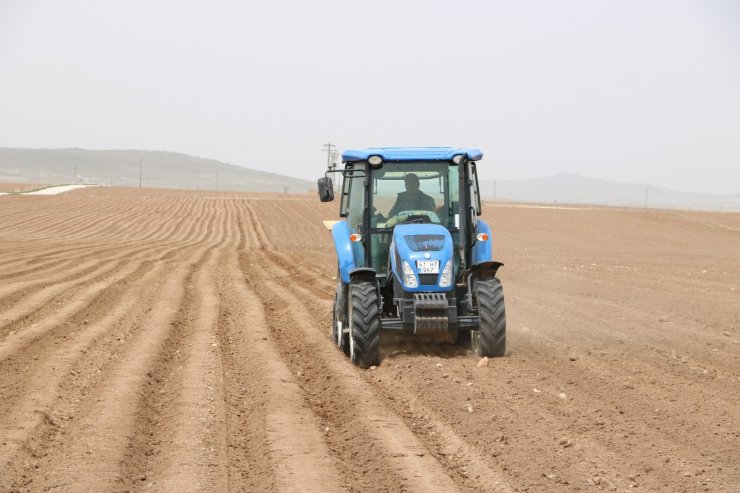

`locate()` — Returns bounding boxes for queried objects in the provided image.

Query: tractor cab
[318,147,506,367]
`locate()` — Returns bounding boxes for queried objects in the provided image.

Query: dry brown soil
[0,188,738,492]
[0,184,48,193]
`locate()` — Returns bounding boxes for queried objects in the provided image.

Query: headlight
[438,260,453,287]
[402,261,418,288]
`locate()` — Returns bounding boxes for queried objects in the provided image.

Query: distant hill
[0,148,313,193]
[480,173,740,212]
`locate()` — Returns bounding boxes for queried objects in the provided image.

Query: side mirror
[317,176,334,202]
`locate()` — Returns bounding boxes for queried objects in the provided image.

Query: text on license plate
[416,260,439,274]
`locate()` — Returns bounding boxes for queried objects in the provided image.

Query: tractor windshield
[371,162,459,229]
[369,162,460,276]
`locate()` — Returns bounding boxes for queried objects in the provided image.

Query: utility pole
[644,186,649,209]
[322,142,338,171]
[322,142,340,190]
[74,165,77,184]
[139,158,143,188]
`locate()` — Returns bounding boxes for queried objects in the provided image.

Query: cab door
[341,164,366,268]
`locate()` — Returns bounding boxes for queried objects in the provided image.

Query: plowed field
[0,188,738,492]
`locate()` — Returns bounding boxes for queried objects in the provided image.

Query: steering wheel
[386,210,441,227]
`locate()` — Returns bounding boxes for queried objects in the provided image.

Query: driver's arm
[388,194,403,219]
[423,194,436,212]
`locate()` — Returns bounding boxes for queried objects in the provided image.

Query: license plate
[416,260,439,274]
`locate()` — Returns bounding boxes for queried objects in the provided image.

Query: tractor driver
[387,173,436,219]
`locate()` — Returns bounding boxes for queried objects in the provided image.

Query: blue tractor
[317,147,506,368]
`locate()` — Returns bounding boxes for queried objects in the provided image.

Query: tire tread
[349,282,381,367]
[475,278,506,357]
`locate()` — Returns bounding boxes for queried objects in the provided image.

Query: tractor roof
[341,147,483,163]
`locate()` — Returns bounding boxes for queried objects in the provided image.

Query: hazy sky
[1,0,739,193]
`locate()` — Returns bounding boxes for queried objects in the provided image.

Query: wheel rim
[332,298,338,341]
[333,296,342,348]
[349,325,355,361]
[471,330,480,353]
[348,296,355,361]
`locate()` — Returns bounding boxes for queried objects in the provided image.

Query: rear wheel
[347,281,381,368]
[473,278,506,357]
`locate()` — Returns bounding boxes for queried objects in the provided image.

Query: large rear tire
[473,278,506,357]
[348,281,381,368]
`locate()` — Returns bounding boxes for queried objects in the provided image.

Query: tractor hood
[390,224,455,293]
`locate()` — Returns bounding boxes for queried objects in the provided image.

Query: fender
[332,221,356,283]
[470,260,504,279]
[471,219,492,265]
[349,267,377,284]
[466,260,504,308]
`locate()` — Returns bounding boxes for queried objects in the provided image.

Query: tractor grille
[419,274,438,286]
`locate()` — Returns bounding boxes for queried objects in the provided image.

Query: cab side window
[345,170,365,233]
[469,163,482,216]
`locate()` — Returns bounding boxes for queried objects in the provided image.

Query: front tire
[348,281,381,368]
[473,278,506,357]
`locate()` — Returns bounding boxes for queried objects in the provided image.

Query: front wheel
[473,278,506,357]
[347,281,381,368]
